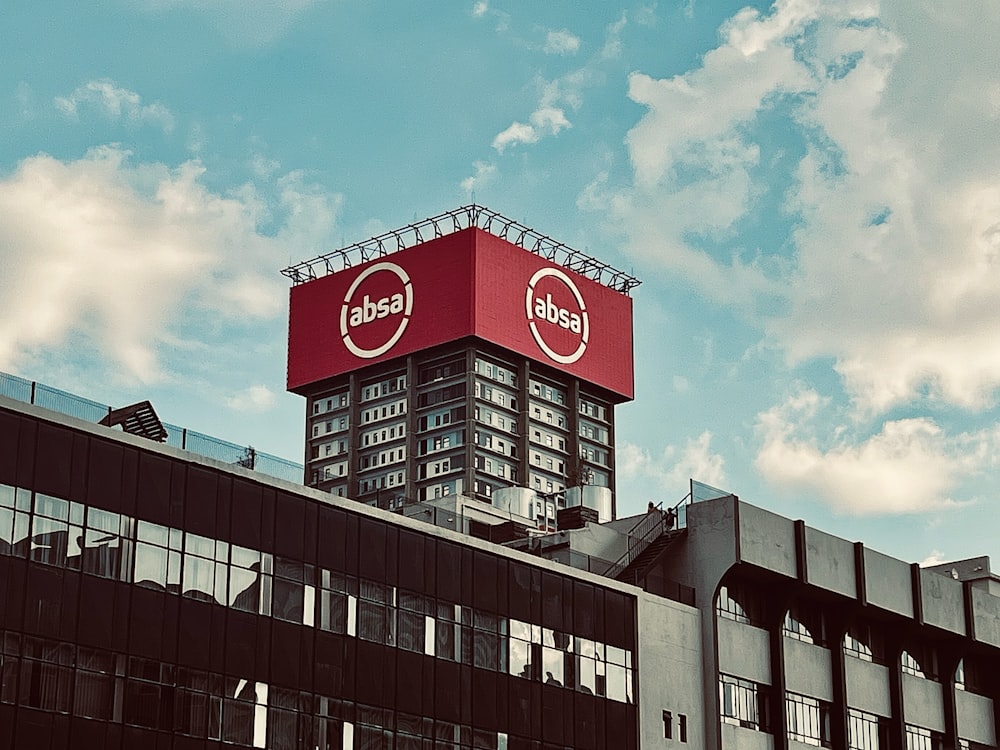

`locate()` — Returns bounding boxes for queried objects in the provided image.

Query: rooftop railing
[281,204,642,295]
[0,371,303,484]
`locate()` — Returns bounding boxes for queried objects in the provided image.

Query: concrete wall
[783,638,833,702]
[919,568,966,635]
[901,674,945,732]
[718,618,771,685]
[863,548,914,618]
[720,722,774,750]
[737,504,796,579]
[956,689,997,746]
[660,494,740,750]
[972,586,1000,648]
[638,593,704,750]
[557,520,629,565]
[845,657,891,717]
[804,528,856,599]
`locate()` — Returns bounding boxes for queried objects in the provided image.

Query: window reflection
[0,482,639,706]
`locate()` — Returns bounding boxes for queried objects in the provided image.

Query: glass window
[717,585,751,624]
[849,708,884,750]
[786,692,831,747]
[720,674,766,731]
[82,507,126,579]
[905,724,942,750]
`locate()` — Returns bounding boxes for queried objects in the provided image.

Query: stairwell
[612,527,685,586]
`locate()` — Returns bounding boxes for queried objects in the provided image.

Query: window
[901,650,925,678]
[134,521,182,593]
[717,585,750,624]
[901,646,938,680]
[720,674,767,731]
[786,692,831,747]
[843,624,883,663]
[905,724,943,750]
[783,607,822,645]
[849,708,885,750]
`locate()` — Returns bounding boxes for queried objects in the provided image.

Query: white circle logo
[340,262,413,359]
[525,267,589,364]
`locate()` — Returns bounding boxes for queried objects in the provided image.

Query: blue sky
[2,0,999,568]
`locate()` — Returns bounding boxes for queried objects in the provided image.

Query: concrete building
[2,393,999,749]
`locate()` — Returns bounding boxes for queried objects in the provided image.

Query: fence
[0,371,303,484]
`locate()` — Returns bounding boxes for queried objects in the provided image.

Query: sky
[2,0,999,569]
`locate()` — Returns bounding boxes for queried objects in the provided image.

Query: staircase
[611,528,685,585]
[603,500,687,584]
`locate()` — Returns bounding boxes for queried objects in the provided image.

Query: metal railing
[281,204,642,295]
[0,371,303,484]
[603,478,736,581]
[603,494,690,580]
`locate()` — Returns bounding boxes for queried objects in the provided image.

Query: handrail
[604,493,690,580]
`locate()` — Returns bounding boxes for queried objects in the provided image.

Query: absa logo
[340,262,413,359]
[525,267,589,364]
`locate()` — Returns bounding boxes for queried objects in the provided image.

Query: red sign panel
[287,227,634,400]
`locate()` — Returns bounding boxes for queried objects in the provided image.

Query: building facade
[0,395,656,750]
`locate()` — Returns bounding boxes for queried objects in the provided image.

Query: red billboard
[287,227,634,400]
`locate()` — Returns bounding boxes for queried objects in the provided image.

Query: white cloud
[754,389,999,515]
[226,384,277,412]
[619,431,726,497]
[600,0,1000,416]
[919,550,946,568]
[601,14,627,59]
[461,161,498,194]
[543,29,581,55]
[469,0,510,31]
[0,146,341,383]
[492,106,571,153]
[491,20,622,155]
[55,79,175,133]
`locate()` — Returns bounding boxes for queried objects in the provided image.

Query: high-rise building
[283,206,639,529]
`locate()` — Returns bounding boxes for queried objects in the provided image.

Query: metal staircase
[603,495,689,584]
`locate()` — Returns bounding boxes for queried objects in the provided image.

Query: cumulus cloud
[461,161,498,194]
[492,105,571,152]
[754,388,999,515]
[55,79,175,133]
[470,0,509,31]
[491,16,625,153]
[592,0,1000,517]
[0,146,340,383]
[619,431,726,497]
[543,29,581,55]
[226,384,277,412]
[919,551,946,568]
[602,0,1000,416]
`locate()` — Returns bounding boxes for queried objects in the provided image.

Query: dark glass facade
[0,404,638,749]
